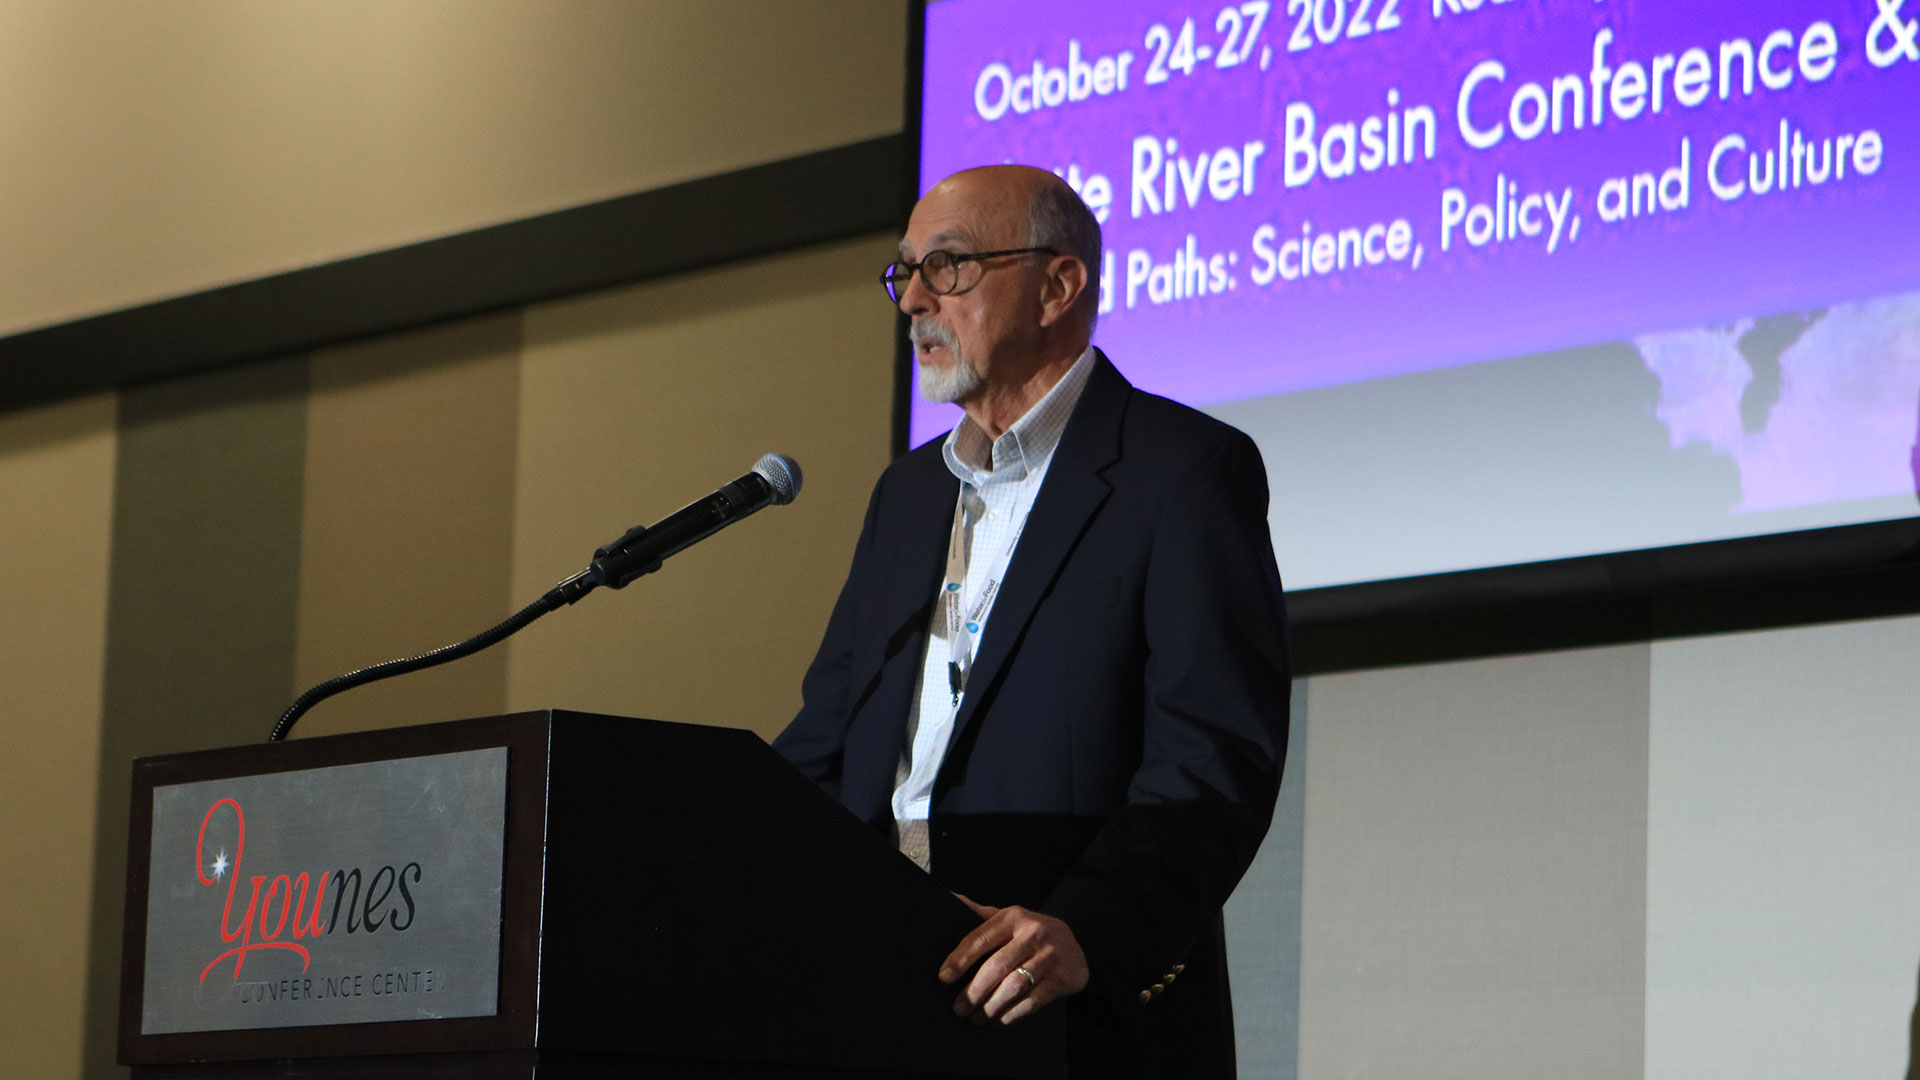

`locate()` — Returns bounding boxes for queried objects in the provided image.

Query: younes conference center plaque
[139,748,508,1033]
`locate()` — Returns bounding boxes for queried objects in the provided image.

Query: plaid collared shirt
[893,347,1096,870]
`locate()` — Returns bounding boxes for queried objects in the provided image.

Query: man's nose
[898,268,937,316]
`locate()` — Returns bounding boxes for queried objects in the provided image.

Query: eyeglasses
[880,247,1057,303]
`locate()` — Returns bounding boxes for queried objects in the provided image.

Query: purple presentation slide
[913,0,1920,585]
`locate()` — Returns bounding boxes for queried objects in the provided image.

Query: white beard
[911,321,982,404]
[918,354,983,403]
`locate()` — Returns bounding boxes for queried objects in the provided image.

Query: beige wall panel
[1645,615,1920,1080]
[295,314,522,737]
[511,233,898,738]
[0,394,116,1080]
[88,359,310,1080]
[0,0,907,336]
[1298,646,1650,1080]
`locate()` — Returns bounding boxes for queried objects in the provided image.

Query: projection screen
[910,0,1920,600]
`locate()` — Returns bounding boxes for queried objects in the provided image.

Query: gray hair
[1027,182,1103,328]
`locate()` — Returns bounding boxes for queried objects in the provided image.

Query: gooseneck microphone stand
[267,453,801,742]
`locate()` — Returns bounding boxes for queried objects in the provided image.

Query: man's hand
[939,894,1089,1024]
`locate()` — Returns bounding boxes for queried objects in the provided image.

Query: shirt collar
[942,347,1096,486]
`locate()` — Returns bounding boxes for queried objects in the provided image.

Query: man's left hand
[940,895,1089,1024]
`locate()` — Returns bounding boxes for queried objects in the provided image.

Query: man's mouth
[910,317,960,363]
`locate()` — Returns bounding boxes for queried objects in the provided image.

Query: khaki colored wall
[295,314,524,738]
[0,0,906,336]
[87,359,313,1079]
[0,395,117,1080]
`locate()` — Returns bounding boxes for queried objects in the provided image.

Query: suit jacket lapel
[943,354,1129,758]
[878,463,958,662]
[850,452,957,744]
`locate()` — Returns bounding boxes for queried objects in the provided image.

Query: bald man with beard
[775,165,1290,1078]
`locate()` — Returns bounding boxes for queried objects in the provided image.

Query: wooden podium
[119,711,1064,1079]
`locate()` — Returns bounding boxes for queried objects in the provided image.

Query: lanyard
[942,485,1028,707]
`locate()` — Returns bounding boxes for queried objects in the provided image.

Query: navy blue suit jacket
[775,355,1290,1076]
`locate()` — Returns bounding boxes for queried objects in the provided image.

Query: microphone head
[753,453,802,505]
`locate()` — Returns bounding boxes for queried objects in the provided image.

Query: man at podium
[775,164,1291,1078]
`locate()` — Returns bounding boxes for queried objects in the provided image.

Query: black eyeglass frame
[880,246,1058,302]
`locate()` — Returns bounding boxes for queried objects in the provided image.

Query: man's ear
[1036,255,1090,328]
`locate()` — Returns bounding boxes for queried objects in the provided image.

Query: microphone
[568,453,803,596]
